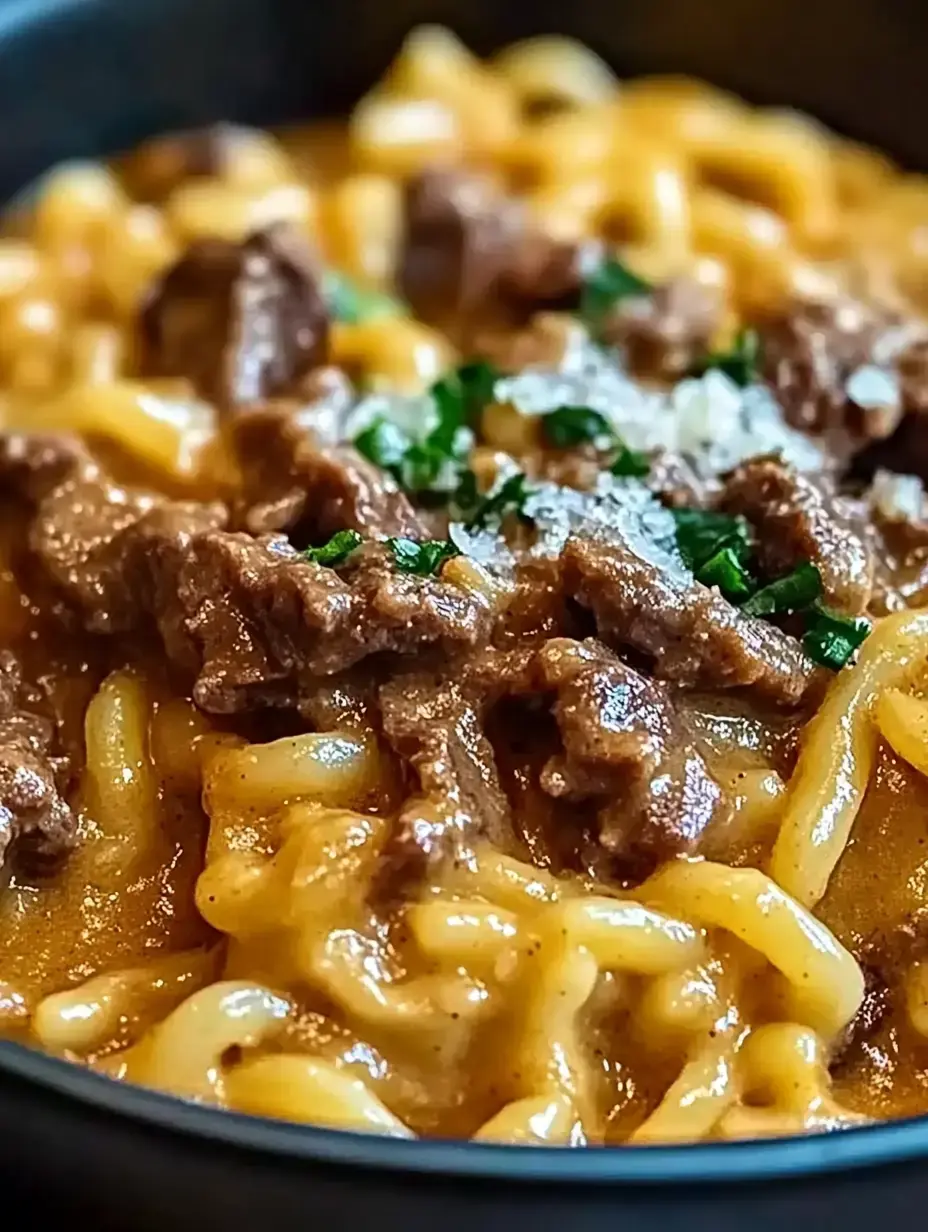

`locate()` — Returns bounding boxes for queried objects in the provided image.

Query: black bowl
[3,0,928,1227]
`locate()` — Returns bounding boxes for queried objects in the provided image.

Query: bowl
[3,0,928,1227]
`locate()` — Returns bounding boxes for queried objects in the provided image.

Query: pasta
[3,23,928,1151]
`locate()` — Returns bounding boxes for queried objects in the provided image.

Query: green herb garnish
[543,406,613,449]
[580,256,651,330]
[354,361,497,501]
[451,468,480,519]
[354,418,410,473]
[741,562,823,617]
[456,360,499,419]
[671,509,752,573]
[386,537,459,576]
[468,472,531,529]
[303,529,364,567]
[802,606,871,671]
[690,329,761,388]
[324,271,403,325]
[696,545,754,603]
[610,444,651,478]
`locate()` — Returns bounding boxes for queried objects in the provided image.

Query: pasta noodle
[771,610,928,907]
[5,22,928,1150]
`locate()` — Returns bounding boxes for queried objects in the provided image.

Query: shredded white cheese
[524,473,691,580]
[869,468,925,521]
[494,342,825,476]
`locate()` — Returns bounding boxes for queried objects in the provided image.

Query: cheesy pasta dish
[2,25,928,1147]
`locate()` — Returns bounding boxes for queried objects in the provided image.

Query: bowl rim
[3,1039,928,1184]
[4,0,928,1192]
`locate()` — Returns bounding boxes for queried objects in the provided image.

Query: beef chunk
[536,638,722,860]
[600,277,723,381]
[233,407,427,540]
[854,405,928,485]
[869,504,928,614]
[759,297,911,444]
[562,536,818,705]
[139,224,329,408]
[172,537,492,713]
[29,461,226,635]
[398,168,591,331]
[122,123,272,201]
[8,440,492,714]
[647,450,716,509]
[721,457,873,613]
[0,651,76,878]
[378,667,514,878]
[0,433,89,504]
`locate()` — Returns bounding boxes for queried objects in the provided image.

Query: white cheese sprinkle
[869,468,925,522]
[494,342,825,476]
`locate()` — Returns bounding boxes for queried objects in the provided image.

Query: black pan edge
[4,1039,928,1184]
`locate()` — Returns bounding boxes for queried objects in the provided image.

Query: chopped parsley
[324,271,403,325]
[741,562,822,617]
[467,472,531,529]
[696,545,754,603]
[386,537,459,576]
[580,256,651,330]
[689,329,761,388]
[456,360,500,419]
[671,509,752,573]
[354,361,499,501]
[670,509,867,668]
[353,418,409,473]
[541,404,651,478]
[302,529,363,567]
[543,406,613,449]
[610,444,651,478]
[802,606,871,672]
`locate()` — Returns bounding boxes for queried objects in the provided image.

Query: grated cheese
[494,342,825,476]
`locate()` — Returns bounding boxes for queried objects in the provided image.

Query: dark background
[1,0,928,202]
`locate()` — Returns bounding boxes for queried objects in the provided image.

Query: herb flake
[467,472,531,529]
[324,271,403,325]
[386,537,459,576]
[690,329,761,388]
[671,509,752,573]
[741,562,823,617]
[697,545,754,603]
[303,529,364,567]
[610,444,651,478]
[803,606,871,671]
[543,406,613,449]
[580,256,651,330]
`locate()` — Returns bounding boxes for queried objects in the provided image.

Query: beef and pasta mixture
[4,26,928,1146]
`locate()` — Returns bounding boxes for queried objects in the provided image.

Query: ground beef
[138,224,329,408]
[600,277,723,381]
[398,168,591,334]
[720,456,873,613]
[536,638,722,861]
[0,651,77,878]
[232,406,427,540]
[562,536,819,705]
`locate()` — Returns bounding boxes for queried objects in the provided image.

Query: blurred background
[0,0,926,200]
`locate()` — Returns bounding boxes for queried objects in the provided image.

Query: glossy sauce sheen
[1,27,928,1146]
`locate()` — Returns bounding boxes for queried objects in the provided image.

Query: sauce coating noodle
[3,25,928,1149]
